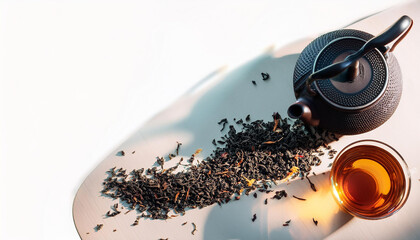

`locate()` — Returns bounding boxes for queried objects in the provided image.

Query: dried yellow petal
[193,149,203,156]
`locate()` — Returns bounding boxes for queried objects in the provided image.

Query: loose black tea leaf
[217,118,228,124]
[252,214,257,222]
[246,114,250,122]
[272,112,280,132]
[253,192,257,198]
[272,190,287,200]
[176,142,182,155]
[132,216,141,226]
[106,203,121,217]
[306,176,317,192]
[212,139,217,146]
[313,218,318,226]
[264,198,268,205]
[113,229,117,232]
[283,219,291,226]
[261,72,270,81]
[156,156,165,168]
[252,80,257,85]
[182,222,187,226]
[101,114,337,222]
[218,118,228,132]
[272,112,280,120]
[158,238,168,240]
[285,220,291,224]
[328,149,337,159]
[191,223,197,235]
[116,151,125,156]
[106,210,120,217]
[94,224,103,232]
[292,195,306,201]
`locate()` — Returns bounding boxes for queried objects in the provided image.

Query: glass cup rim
[330,139,411,220]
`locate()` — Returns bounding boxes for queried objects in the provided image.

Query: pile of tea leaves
[101,113,338,220]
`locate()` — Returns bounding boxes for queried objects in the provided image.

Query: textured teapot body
[291,29,403,135]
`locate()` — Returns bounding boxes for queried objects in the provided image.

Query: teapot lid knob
[312,37,387,110]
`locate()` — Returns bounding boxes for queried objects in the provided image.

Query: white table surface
[0,0,412,239]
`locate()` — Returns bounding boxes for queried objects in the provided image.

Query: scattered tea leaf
[191,223,197,235]
[293,195,306,201]
[272,190,287,200]
[101,114,337,222]
[261,72,270,81]
[252,214,257,222]
[306,176,317,192]
[252,80,257,85]
[156,156,165,168]
[218,118,228,131]
[313,218,318,226]
[132,216,141,226]
[116,151,125,156]
[94,224,103,232]
[217,118,228,124]
[176,141,182,155]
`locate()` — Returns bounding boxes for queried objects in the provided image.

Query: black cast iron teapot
[288,15,413,135]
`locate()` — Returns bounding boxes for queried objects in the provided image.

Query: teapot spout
[287,100,319,126]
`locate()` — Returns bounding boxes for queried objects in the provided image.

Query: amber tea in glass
[330,140,410,219]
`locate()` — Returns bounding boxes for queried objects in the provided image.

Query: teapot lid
[313,37,388,110]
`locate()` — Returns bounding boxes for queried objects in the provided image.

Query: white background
[0,0,408,239]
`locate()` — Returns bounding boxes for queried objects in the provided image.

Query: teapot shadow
[203,172,354,240]
[123,51,304,167]
[126,49,339,172]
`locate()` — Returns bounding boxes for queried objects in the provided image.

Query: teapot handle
[306,15,413,95]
